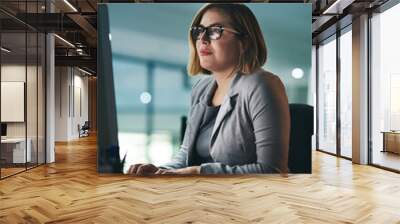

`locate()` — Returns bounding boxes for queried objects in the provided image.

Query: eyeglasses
[190,25,242,40]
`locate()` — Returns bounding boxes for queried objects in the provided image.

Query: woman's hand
[155,166,200,175]
[127,163,159,176]
[127,164,201,175]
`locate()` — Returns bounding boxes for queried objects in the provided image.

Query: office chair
[79,121,90,138]
[288,104,313,173]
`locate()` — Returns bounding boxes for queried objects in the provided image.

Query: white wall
[55,66,69,141]
[55,67,89,141]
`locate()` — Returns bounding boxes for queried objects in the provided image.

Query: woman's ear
[240,39,249,54]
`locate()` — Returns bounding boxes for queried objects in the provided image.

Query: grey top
[160,68,290,174]
[195,105,220,163]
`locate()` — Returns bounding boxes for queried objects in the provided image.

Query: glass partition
[371,3,400,171]
[1,30,28,177]
[317,35,337,155]
[0,1,46,179]
[38,32,45,165]
[27,30,38,169]
[339,27,352,158]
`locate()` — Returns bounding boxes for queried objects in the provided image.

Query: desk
[1,138,31,163]
[382,131,400,154]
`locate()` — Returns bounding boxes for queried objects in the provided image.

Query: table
[381,131,400,154]
[1,138,32,163]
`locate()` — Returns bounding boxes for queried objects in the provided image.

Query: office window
[112,55,196,171]
[371,3,400,171]
[339,27,352,158]
[152,66,191,165]
[112,59,147,167]
[317,35,337,154]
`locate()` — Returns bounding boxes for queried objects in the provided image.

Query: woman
[128,3,290,175]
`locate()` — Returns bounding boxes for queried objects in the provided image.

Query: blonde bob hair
[187,3,267,76]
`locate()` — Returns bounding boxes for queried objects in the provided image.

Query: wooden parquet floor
[1,135,400,224]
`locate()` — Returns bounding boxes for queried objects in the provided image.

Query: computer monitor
[97,4,121,173]
[1,123,7,137]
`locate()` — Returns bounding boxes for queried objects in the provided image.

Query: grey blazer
[160,69,290,174]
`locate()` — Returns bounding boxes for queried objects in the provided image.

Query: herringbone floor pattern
[1,135,400,223]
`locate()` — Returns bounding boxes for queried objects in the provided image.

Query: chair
[288,104,313,173]
[79,121,90,138]
[179,103,314,173]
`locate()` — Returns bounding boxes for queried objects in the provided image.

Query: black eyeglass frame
[190,24,243,40]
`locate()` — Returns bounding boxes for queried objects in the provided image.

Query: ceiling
[0,0,392,75]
